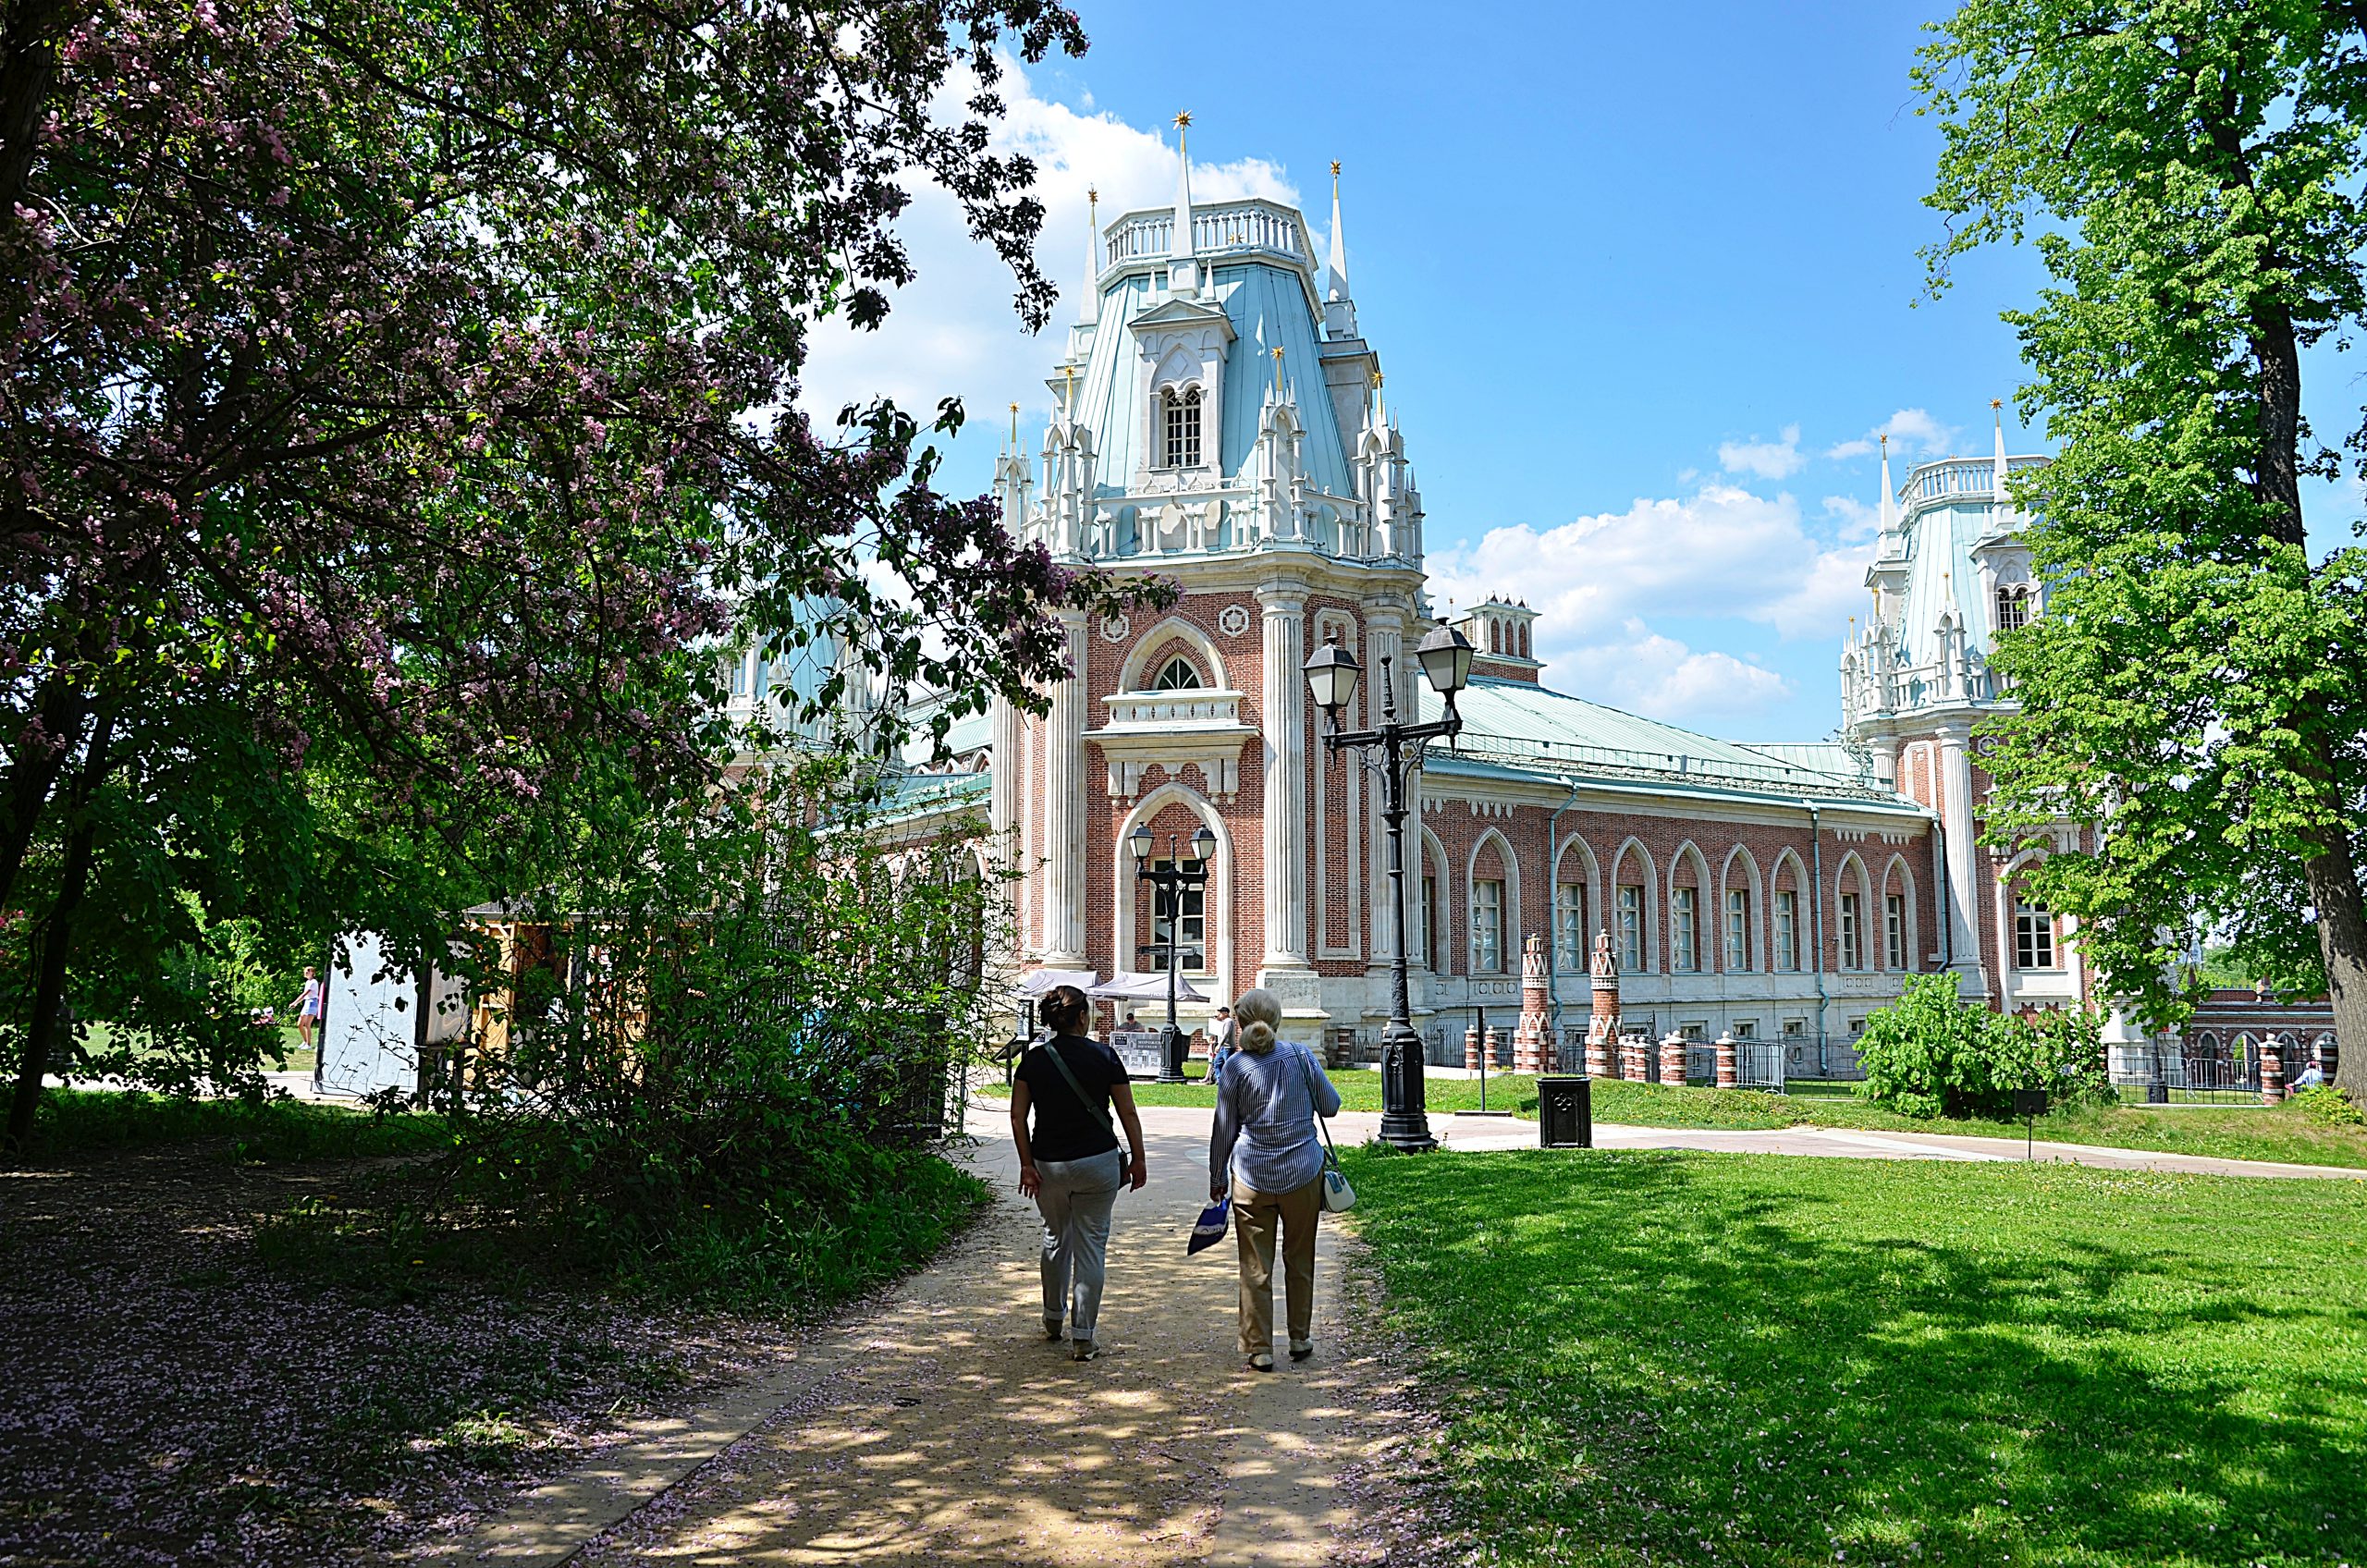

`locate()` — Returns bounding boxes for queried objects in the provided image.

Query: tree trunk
[2304,818,2367,1097]
[0,680,83,913]
[0,0,67,219]
[3,707,110,1155]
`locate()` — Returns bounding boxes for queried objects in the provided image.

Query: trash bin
[2145,1081,2169,1105]
[1538,1074,1591,1149]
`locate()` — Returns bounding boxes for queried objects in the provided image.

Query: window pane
[1840,892,1861,971]
[1774,890,1797,972]
[1474,879,1504,973]
[1885,893,1907,970]
[1150,857,1207,968]
[1673,888,1697,972]
[1419,875,1434,968]
[1724,888,1749,971]
[1617,884,1643,972]
[1555,884,1585,971]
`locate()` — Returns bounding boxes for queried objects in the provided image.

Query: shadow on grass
[1342,1148,2367,1568]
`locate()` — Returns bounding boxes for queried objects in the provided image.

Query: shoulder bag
[1295,1047,1355,1213]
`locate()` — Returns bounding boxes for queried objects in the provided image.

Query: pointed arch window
[1995,585,2032,632]
[1161,386,1202,468]
[1152,656,1204,692]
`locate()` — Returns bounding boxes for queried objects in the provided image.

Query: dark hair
[1040,985,1089,1035]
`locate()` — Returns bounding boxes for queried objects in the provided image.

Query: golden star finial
[1331,159,1342,178]
[1174,110,1192,130]
[1368,366,1383,389]
[1992,397,2005,411]
[1087,186,1098,206]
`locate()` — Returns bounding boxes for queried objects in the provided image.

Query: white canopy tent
[1088,971,1209,1006]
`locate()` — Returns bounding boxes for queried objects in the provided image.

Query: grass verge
[1339,1146,2367,1567]
[979,1068,2367,1169]
[22,1086,453,1162]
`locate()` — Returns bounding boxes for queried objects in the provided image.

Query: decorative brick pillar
[1621,1032,1648,1083]
[1484,1026,1504,1072]
[1585,1023,1614,1080]
[1514,935,1551,1072]
[1464,1025,1482,1072]
[1586,928,1620,1080]
[1660,1031,1688,1089]
[2261,1033,2286,1105]
[1715,1031,1738,1089]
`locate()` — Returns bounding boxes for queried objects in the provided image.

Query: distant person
[292,966,323,1051]
[1011,985,1147,1363]
[2291,1058,2327,1090]
[1206,1005,1239,1083]
[1208,987,1342,1373]
[1123,1010,1141,1032]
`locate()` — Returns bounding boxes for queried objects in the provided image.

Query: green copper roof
[1417,677,1912,806]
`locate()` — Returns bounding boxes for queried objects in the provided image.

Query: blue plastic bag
[1187,1195,1231,1256]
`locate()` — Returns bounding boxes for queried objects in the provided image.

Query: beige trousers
[1231,1174,1323,1354]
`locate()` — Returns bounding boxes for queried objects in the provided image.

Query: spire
[1079,187,1099,325]
[1322,159,1358,338]
[1167,111,1199,298]
[1326,161,1348,300]
[1877,432,1895,537]
[1991,398,2010,504]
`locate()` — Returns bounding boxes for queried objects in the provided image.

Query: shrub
[2292,1084,2366,1128]
[1855,974,2109,1119]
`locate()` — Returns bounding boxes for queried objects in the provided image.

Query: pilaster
[1258,584,1313,985]
[1935,719,1985,988]
[1041,612,1089,966]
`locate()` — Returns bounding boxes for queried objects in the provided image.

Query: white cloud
[1718,424,1803,480]
[795,62,1298,448]
[1426,481,1870,721]
[1822,494,1879,540]
[1825,407,1959,461]
[1574,624,1790,722]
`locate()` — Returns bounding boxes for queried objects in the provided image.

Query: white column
[1936,719,1984,986]
[989,692,1021,960]
[1259,585,1312,976]
[1041,612,1089,966]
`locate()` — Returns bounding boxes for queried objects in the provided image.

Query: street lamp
[1304,623,1474,1152]
[1130,820,1218,1084]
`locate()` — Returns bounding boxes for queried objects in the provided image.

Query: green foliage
[374,758,1010,1305]
[2293,1083,2367,1127]
[1340,1147,2367,1567]
[24,1087,451,1163]
[1853,974,2110,1119]
[1916,1,2367,1072]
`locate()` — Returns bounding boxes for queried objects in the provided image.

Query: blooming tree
[1,0,1147,1144]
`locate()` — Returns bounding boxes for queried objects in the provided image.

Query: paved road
[458,1101,1392,1567]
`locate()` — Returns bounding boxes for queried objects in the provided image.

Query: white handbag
[1298,1049,1356,1213]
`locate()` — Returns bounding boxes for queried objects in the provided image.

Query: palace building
[784,133,2152,1076]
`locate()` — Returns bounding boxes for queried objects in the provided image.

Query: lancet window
[1161,386,1203,468]
[1152,656,1204,691]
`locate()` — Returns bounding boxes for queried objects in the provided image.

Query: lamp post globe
[1127,823,1156,862]
[1303,639,1361,717]
[1415,624,1474,696]
[1190,823,1218,864]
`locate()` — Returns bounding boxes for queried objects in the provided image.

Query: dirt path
[460,1103,1404,1567]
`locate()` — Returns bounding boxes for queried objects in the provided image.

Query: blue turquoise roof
[1070,261,1354,504]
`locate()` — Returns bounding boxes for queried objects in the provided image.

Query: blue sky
[802,1,2361,742]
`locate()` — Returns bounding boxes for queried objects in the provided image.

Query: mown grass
[1340,1146,2367,1567]
[981,1067,2367,1169]
[22,1086,453,1163]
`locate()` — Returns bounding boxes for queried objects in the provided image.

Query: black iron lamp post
[1129,821,1219,1084]
[1303,624,1475,1153]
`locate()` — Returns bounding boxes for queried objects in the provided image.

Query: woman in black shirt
[1011,985,1148,1362]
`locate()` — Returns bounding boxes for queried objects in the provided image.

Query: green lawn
[981,1067,2367,1169]
[24,1087,451,1162]
[1339,1147,2367,1567]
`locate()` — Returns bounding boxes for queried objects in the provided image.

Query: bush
[1856,974,2110,1120]
[2292,1084,2366,1128]
[369,758,1010,1305]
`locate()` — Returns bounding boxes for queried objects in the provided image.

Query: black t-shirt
[1017,1034,1129,1163]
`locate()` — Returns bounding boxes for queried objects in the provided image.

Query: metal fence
[2108,1043,2336,1105]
